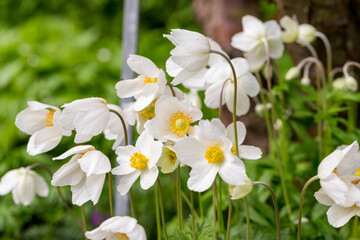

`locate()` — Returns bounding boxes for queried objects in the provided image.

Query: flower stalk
[157,179,168,240]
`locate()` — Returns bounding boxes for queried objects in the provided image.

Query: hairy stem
[157,179,168,240]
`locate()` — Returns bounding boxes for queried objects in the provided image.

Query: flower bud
[300,77,311,86]
[345,76,358,92]
[297,24,317,45]
[229,179,253,200]
[285,67,300,80]
[332,77,347,90]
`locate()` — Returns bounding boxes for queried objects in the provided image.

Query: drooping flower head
[144,96,203,142]
[280,15,317,45]
[231,15,284,71]
[60,97,110,143]
[164,29,211,85]
[204,57,259,116]
[157,144,180,174]
[115,55,167,111]
[112,131,163,196]
[15,101,71,155]
[51,145,111,206]
[174,119,250,192]
[0,167,49,206]
[85,216,146,240]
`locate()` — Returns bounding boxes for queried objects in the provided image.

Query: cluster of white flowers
[315,141,360,228]
[2,13,359,239]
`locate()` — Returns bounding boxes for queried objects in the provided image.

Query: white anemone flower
[15,101,71,155]
[112,131,163,196]
[0,167,49,206]
[166,37,226,88]
[85,216,146,240]
[60,97,110,144]
[51,145,111,206]
[164,29,211,85]
[157,144,180,174]
[204,57,259,116]
[280,16,317,45]
[144,96,203,142]
[115,55,167,111]
[229,179,253,200]
[174,118,248,192]
[316,141,360,205]
[231,15,284,71]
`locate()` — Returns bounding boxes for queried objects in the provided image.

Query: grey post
[115,0,139,216]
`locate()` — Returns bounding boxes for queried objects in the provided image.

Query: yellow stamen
[99,99,107,105]
[144,76,158,85]
[205,146,224,164]
[139,100,156,119]
[168,111,192,136]
[168,149,177,164]
[333,168,338,174]
[117,233,129,240]
[46,109,56,127]
[352,179,360,185]
[79,149,94,157]
[355,168,360,177]
[130,152,148,170]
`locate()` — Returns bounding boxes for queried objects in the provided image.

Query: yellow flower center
[46,109,56,127]
[168,111,192,136]
[333,168,338,175]
[144,76,158,85]
[168,150,177,164]
[117,233,129,240]
[130,152,148,170]
[139,100,156,119]
[355,168,360,177]
[205,146,224,164]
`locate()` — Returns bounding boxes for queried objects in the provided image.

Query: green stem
[157,179,168,240]
[353,216,359,237]
[177,166,183,230]
[198,192,204,219]
[155,183,162,240]
[226,196,233,240]
[253,181,281,240]
[213,182,217,239]
[28,163,84,232]
[167,82,176,97]
[109,109,129,146]
[190,190,196,240]
[129,189,136,218]
[297,175,319,240]
[244,197,250,240]
[108,172,114,217]
[81,205,88,239]
[181,191,199,220]
[216,179,224,238]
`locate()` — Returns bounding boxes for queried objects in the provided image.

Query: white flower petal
[245,44,266,71]
[74,133,94,144]
[242,15,266,38]
[238,145,262,160]
[51,157,83,186]
[225,83,250,116]
[27,126,62,156]
[115,77,145,98]
[314,189,334,206]
[320,173,348,205]
[174,137,207,168]
[127,54,159,77]
[327,204,358,228]
[78,150,111,176]
[231,32,258,52]
[268,39,284,59]
[226,121,246,145]
[117,171,140,196]
[188,164,218,192]
[140,166,158,190]
[264,20,281,39]
[219,156,247,185]
[17,172,35,206]
[238,72,260,97]
[33,173,49,197]
[0,169,20,195]
[53,145,94,160]
[15,108,48,135]
[318,150,343,179]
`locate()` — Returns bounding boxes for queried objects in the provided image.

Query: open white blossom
[0,167,49,206]
[164,29,211,85]
[144,96,202,142]
[15,101,70,155]
[231,15,284,71]
[204,57,259,116]
[51,145,111,206]
[112,131,163,195]
[60,97,110,144]
[174,118,248,192]
[85,216,146,240]
[116,55,167,111]
[316,141,360,205]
